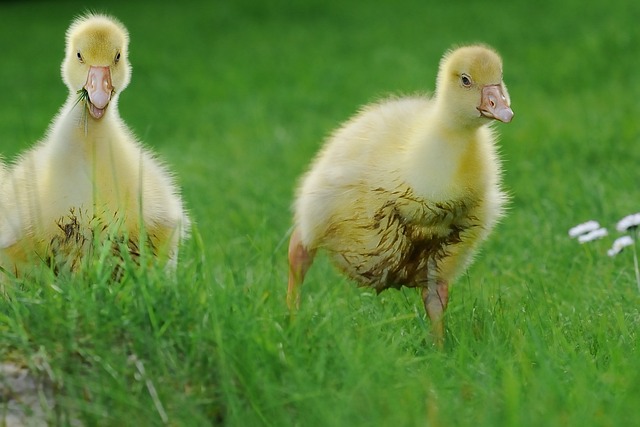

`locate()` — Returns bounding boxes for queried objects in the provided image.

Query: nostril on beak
[87,76,98,92]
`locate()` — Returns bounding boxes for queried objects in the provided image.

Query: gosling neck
[404,105,484,202]
[62,94,119,139]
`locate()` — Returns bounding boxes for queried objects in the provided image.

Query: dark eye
[461,74,472,87]
[77,51,84,63]
[115,51,121,63]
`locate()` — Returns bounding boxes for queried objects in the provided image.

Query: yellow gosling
[0,14,189,279]
[288,45,513,346]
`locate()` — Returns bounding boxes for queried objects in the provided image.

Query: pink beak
[478,84,513,123]
[84,66,113,119]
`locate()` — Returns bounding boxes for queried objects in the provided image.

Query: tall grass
[1,0,640,425]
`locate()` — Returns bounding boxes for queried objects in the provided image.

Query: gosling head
[62,13,131,120]
[435,45,513,127]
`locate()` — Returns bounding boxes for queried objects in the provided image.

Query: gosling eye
[461,74,472,88]
[76,51,84,63]
[114,51,121,64]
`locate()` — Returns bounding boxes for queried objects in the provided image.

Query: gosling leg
[421,259,449,348]
[287,227,316,310]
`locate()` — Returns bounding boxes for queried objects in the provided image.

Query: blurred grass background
[1,0,639,425]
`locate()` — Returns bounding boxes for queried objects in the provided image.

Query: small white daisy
[607,235,635,257]
[569,220,601,238]
[616,213,640,233]
[578,227,608,244]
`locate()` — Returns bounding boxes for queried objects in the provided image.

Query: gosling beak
[478,84,513,123]
[84,66,113,119]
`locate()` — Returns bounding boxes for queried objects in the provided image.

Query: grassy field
[1,0,640,425]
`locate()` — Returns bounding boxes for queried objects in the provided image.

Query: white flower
[616,213,640,232]
[607,235,635,257]
[569,220,601,238]
[578,227,608,243]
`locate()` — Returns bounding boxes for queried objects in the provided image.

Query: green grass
[1,0,640,425]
